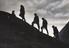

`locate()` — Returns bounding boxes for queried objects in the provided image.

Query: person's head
[20,5,23,7]
[34,13,37,16]
[42,18,44,20]
[12,10,15,14]
[52,25,55,28]
[20,5,24,9]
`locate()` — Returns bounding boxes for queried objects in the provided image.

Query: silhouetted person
[10,10,17,22]
[32,13,40,30]
[11,10,23,23]
[19,5,25,21]
[12,10,15,16]
[41,18,49,35]
[52,25,59,40]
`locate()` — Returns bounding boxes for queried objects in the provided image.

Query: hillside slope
[0,11,67,48]
[59,22,69,44]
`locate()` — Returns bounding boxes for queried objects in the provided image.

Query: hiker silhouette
[41,18,49,35]
[32,13,40,30]
[19,5,25,21]
[10,10,17,22]
[52,25,59,39]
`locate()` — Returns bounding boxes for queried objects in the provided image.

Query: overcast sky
[0,0,69,36]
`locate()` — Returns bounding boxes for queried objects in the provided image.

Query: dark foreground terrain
[0,11,68,48]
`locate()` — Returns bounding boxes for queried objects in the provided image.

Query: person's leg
[41,26,43,32]
[21,14,25,21]
[37,22,40,30]
[23,17,26,21]
[23,16,25,21]
[32,21,35,27]
[45,26,49,35]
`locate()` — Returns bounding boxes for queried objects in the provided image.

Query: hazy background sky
[0,0,69,36]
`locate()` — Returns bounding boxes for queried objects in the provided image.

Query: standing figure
[19,5,25,21]
[41,18,49,35]
[52,25,59,39]
[10,10,17,22]
[32,13,40,30]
